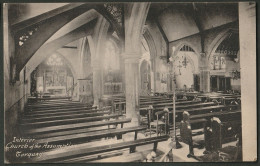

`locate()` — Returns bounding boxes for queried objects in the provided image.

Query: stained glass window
[210,55,226,70]
[46,54,63,66]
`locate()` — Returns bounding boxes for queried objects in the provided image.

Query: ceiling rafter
[155,18,169,62]
[191,3,205,53]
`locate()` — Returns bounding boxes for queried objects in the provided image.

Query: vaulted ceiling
[8,2,239,79]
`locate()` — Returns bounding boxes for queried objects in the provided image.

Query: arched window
[211,32,238,70]
[179,45,195,52]
[210,56,226,70]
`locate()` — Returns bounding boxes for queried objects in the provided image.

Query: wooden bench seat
[24,109,106,118]
[28,100,82,104]
[28,101,89,106]
[175,104,238,114]
[20,114,124,128]
[24,107,101,114]
[142,104,236,124]
[28,96,71,102]
[26,105,95,112]
[190,110,241,121]
[27,103,93,110]
[28,99,80,105]
[32,126,118,139]
[22,110,111,123]
[204,117,241,152]
[23,118,132,135]
[35,126,147,144]
[140,100,201,109]
[31,135,169,163]
[145,100,200,107]
[141,102,217,115]
[174,105,239,122]
[189,119,207,130]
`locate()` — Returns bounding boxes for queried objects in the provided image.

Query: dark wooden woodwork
[31,135,169,163]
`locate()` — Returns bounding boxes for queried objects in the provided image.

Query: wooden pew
[20,114,124,128]
[30,135,169,163]
[25,105,105,115]
[23,107,111,118]
[174,105,239,121]
[110,98,192,115]
[28,99,79,104]
[179,111,207,157]
[204,117,241,152]
[28,96,71,103]
[22,118,132,135]
[190,110,241,122]
[35,126,147,144]
[21,110,112,123]
[142,102,217,116]
[180,110,241,158]
[140,100,201,110]
[28,99,80,104]
[27,102,93,109]
[142,104,238,124]
[223,97,241,105]
[25,106,98,115]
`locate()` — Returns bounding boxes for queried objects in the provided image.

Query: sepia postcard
[3,1,257,164]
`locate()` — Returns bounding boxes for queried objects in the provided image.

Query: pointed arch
[143,28,156,71]
[124,3,151,54]
[207,28,234,60]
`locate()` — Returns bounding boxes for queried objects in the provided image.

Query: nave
[6,91,241,163]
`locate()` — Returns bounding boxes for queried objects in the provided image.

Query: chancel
[3,2,256,163]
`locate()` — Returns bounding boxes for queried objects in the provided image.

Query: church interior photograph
[3,2,257,163]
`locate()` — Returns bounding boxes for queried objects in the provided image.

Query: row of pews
[14,91,241,163]
[105,92,242,161]
[16,98,169,163]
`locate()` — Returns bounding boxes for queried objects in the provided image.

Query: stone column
[199,53,210,92]
[124,54,141,127]
[239,2,256,161]
[199,69,210,92]
[92,65,102,108]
